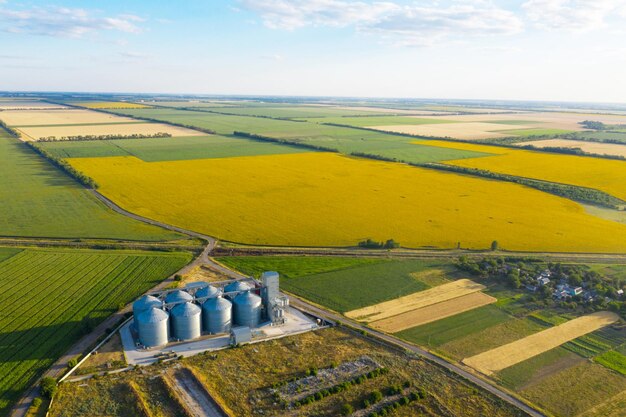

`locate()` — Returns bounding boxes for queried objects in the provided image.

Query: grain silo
[170,302,202,341]
[224,281,251,300]
[132,295,162,330]
[195,285,219,302]
[202,296,232,334]
[233,290,262,328]
[165,289,193,305]
[136,307,169,348]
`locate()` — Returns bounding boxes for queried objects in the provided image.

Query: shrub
[370,390,383,402]
[341,403,354,415]
[67,357,79,368]
[31,397,42,408]
[40,377,57,399]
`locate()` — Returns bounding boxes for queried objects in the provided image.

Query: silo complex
[233,290,262,327]
[136,307,169,348]
[132,295,162,330]
[170,302,202,341]
[202,296,232,334]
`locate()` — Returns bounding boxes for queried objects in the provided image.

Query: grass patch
[0,131,181,241]
[0,247,191,415]
[499,128,573,137]
[395,305,510,348]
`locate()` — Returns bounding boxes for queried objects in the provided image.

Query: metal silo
[224,281,250,300]
[165,289,193,305]
[233,290,262,328]
[195,285,219,302]
[132,295,162,330]
[202,296,232,334]
[137,307,169,348]
[170,302,202,341]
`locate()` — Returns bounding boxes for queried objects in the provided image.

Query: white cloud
[523,0,626,31]
[239,0,523,46]
[239,0,397,30]
[0,6,144,38]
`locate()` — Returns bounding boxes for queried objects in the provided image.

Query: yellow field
[421,140,626,201]
[371,292,496,333]
[0,109,136,126]
[70,101,152,109]
[518,139,626,158]
[346,279,485,322]
[463,311,619,375]
[66,152,626,252]
[17,123,203,140]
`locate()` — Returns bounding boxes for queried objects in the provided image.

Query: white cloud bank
[0,5,144,38]
[523,0,626,31]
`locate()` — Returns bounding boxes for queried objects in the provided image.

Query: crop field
[463,311,620,375]
[0,108,138,126]
[423,140,626,201]
[518,138,626,157]
[519,361,625,417]
[572,130,626,144]
[395,305,511,348]
[64,152,626,252]
[215,256,459,312]
[0,100,65,110]
[17,122,203,141]
[346,279,486,322]
[594,350,626,375]
[38,134,310,162]
[0,247,192,415]
[202,105,387,118]
[0,132,180,240]
[302,115,460,126]
[67,101,152,109]
[372,122,521,140]
[370,292,496,333]
[107,107,495,164]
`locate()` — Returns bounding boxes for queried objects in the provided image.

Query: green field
[0,132,181,240]
[571,131,626,143]
[395,305,511,349]
[498,128,573,137]
[0,247,191,416]
[594,350,626,375]
[300,116,458,126]
[200,106,385,118]
[109,108,492,163]
[39,135,309,162]
[520,361,626,417]
[496,347,581,391]
[215,256,458,312]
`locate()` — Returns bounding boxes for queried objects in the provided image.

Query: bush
[370,390,383,403]
[67,357,79,368]
[40,377,57,399]
[341,403,354,415]
[31,397,42,408]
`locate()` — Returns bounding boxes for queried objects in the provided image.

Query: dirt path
[169,368,228,417]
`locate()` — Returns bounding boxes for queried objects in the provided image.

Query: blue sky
[1,0,625,102]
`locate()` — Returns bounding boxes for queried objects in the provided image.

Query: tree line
[25,142,98,189]
[36,133,172,142]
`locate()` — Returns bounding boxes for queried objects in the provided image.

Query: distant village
[456,256,626,318]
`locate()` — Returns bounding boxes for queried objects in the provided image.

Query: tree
[341,403,354,415]
[491,240,499,251]
[506,269,521,289]
[40,377,58,399]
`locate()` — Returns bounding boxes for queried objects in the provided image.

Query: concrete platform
[121,306,318,366]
